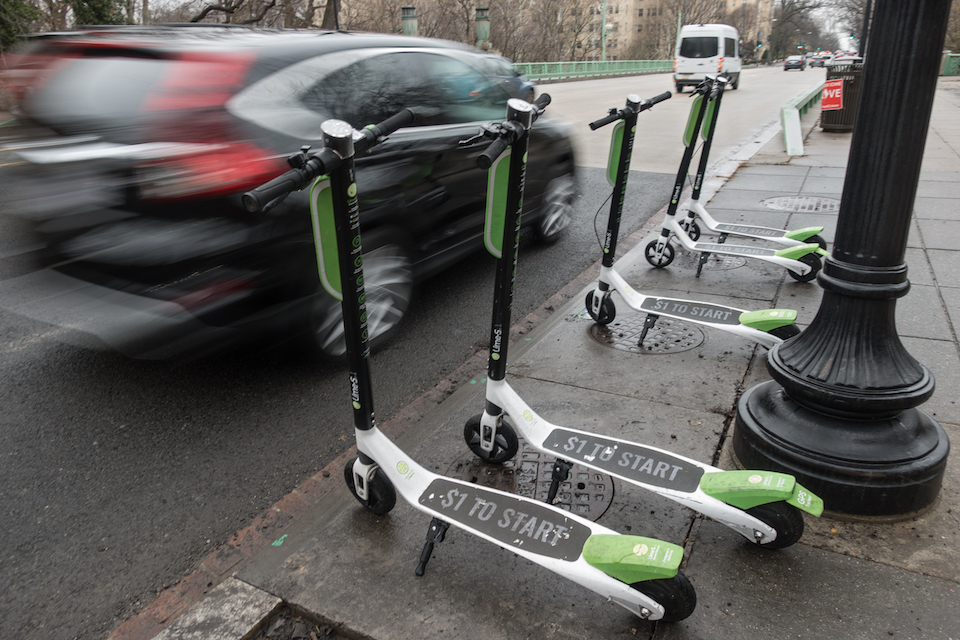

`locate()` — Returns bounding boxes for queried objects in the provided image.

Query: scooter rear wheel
[343,458,397,516]
[644,240,675,268]
[585,291,616,325]
[746,501,804,549]
[631,572,697,622]
[464,414,520,464]
[809,234,827,250]
[787,252,821,282]
[768,323,801,340]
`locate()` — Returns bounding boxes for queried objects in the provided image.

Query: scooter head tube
[583,535,683,583]
[699,470,824,516]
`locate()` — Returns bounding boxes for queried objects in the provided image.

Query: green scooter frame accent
[309,177,341,300]
[484,150,512,259]
[606,120,627,186]
[583,535,683,584]
[738,309,798,332]
[784,226,825,242]
[700,471,824,516]
[775,242,822,260]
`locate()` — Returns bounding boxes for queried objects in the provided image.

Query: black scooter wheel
[631,572,697,622]
[585,291,616,325]
[809,234,827,250]
[464,414,519,464]
[787,252,821,282]
[645,240,674,268]
[686,221,701,241]
[746,501,805,549]
[343,458,397,516]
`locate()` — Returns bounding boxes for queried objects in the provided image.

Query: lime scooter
[585,91,801,349]
[462,97,823,549]
[644,77,824,280]
[677,75,828,254]
[243,104,698,623]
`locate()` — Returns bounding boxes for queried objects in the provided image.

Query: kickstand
[696,252,709,277]
[638,314,659,347]
[546,458,574,504]
[415,517,450,576]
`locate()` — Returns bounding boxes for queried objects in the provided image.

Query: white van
[673,24,741,92]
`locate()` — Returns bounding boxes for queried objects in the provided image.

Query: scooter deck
[483,380,822,545]
[687,202,823,247]
[598,265,793,348]
[355,427,682,619]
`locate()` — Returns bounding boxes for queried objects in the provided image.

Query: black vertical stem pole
[733,0,951,518]
[487,102,535,382]
[322,120,377,438]
[690,84,724,204]
[667,81,712,217]
[858,0,872,59]
[600,95,640,270]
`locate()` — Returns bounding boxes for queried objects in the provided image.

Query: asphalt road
[0,66,827,639]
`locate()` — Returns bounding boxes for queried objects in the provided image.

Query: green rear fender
[700,470,824,516]
[583,535,683,584]
[775,242,820,260]
[784,226,824,242]
[738,309,798,331]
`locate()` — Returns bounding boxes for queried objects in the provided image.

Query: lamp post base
[733,381,950,520]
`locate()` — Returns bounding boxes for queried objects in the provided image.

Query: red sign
[822,78,844,111]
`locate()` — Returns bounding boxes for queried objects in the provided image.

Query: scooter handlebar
[477,136,510,170]
[242,149,339,213]
[589,90,673,129]
[354,107,417,154]
[532,93,551,112]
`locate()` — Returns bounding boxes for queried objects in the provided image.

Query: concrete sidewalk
[119,78,960,640]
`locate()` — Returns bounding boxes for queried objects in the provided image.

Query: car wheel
[307,230,414,361]
[535,172,575,244]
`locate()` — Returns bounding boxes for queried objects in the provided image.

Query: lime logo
[352,401,361,409]
[397,461,409,474]
[631,125,637,133]
[353,236,361,248]
[354,256,363,268]
[749,474,763,484]
[523,410,533,421]
[523,152,528,163]
[357,275,364,287]
[347,183,358,198]
[360,312,367,323]
[492,353,500,360]
[359,293,366,304]
[633,543,649,557]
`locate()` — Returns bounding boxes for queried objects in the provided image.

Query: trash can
[821,62,864,132]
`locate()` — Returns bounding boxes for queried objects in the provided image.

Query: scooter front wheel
[787,252,821,282]
[644,240,675,268]
[585,291,616,325]
[631,573,697,622]
[343,458,397,516]
[745,501,804,549]
[686,221,701,241]
[464,414,520,464]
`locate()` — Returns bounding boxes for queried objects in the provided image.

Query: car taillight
[673,58,677,71]
[136,141,286,201]
[717,57,724,72]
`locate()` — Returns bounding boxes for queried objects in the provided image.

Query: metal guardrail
[781,83,824,156]
[944,54,960,76]
[514,60,673,82]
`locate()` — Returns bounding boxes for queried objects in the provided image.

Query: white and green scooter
[586,91,800,349]
[464,97,823,551]
[645,77,825,280]
[678,75,828,253]
[244,103,697,623]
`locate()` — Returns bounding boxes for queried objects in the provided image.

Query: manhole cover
[446,440,614,521]
[589,313,705,354]
[761,196,841,213]
[674,249,747,271]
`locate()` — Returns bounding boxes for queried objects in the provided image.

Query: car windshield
[679,37,718,58]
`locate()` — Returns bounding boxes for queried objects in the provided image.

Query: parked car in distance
[784,55,806,71]
[3,25,576,361]
[673,23,742,92]
[809,54,833,67]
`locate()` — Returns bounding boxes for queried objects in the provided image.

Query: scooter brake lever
[459,123,500,146]
[286,145,312,169]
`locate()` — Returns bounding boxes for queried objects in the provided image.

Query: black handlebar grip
[589,111,623,130]
[647,90,673,107]
[477,136,510,170]
[532,93,551,111]
[369,108,415,139]
[242,170,304,213]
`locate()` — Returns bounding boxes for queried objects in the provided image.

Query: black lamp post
[733,0,951,518]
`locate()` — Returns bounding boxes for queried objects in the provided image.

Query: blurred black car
[4,25,576,360]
